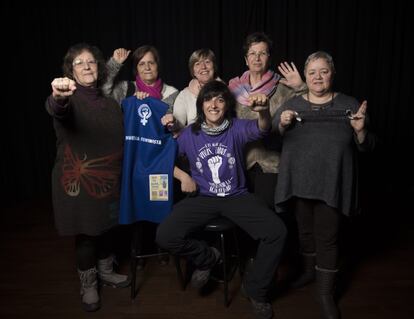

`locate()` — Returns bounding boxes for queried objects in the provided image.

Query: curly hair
[242,32,273,57]
[62,43,107,87]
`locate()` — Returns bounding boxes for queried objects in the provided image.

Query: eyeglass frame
[246,51,270,59]
[72,59,98,68]
[137,60,157,68]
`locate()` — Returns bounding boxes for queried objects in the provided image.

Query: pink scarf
[135,76,163,99]
[228,70,280,106]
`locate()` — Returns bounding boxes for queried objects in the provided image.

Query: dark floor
[1,190,413,319]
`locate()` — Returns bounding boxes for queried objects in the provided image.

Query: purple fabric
[135,76,163,99]
[177,119,266,197]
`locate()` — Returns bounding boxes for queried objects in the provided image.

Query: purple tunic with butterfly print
[45,85,124,236]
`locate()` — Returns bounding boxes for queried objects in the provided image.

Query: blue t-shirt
[119,97,176,224]
[177,119,265,197]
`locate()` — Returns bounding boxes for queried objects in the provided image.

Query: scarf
[201,119,230,135]
[228,70,280,106]
[135,76,163,99]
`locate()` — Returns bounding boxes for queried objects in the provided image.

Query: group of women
[45,32,375,319]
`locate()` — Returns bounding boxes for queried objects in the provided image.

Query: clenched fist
[51,77,76,100]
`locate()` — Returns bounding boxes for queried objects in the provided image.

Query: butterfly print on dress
[61,144,121,198]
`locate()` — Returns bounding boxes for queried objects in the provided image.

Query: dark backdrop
[1,0,412,205]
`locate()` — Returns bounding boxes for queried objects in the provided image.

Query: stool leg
[174,256,186,290]
[232,229,243,278]
[130,251,137,300]
[220,232,229,307]
[130,223,144,300]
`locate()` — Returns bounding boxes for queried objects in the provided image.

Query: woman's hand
[51,77,76,100]
[278,62,304,90]
[161,113,182,138]
[161,113,175,127]
[180,174,197,194]
[135,91,150,99]
[349,101,367,132]
[279,110,299,128]
[248,93,271,131]
[350,100,368,143]
[247,93,269,112]
[174,167,197,194]
[112,48,131,64]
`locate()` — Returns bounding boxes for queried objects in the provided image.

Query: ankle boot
[315,266,340,319]
[78,267,100,312]
[290,252,316,289]
[97,255,130,288]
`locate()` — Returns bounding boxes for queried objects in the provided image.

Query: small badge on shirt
[149,174,169,201]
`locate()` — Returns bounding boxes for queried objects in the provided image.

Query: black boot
[290,252,316,289]
[315,266,340,319]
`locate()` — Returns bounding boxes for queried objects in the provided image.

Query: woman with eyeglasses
[273,51,376,319]
[45,43,130,312]
[229,32,306,210]
[103,45,178,107]
[228,32,306,277]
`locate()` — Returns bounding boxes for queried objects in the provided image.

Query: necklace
[307,92,334,111]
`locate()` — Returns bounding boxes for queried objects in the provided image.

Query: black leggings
[75,230,115,270]
[293,198,341,270]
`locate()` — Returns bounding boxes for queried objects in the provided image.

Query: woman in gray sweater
[103,46,178,107]
[274,51,376,319]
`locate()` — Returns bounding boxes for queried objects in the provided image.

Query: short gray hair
[304,51,335,75]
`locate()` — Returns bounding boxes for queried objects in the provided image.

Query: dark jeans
[156,193,287,302]
[293,198,341,270]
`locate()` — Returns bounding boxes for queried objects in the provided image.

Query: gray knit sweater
[273,93,376,216]
[102,58,178,108]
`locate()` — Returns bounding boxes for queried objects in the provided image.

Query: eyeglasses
[246,51,270,59]
[138,61,156,68]
[72,59,98,68]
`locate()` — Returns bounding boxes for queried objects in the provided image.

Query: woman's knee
[275,218,288,241]
[268,217,288,246]
[260,215,288,243]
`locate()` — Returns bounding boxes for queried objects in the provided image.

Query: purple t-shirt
[177,118,266,197]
